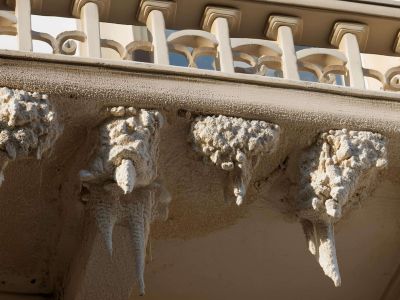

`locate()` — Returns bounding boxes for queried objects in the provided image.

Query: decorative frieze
[297,129,387,286]
[80,107,169,296]
[0,87,61,186]
[190,115,280,205]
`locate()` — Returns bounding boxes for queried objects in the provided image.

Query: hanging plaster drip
[0,159,8,187]
[314,222,340,287]
[302,220,341,286]
[95,196,118,255]
[191,115,280,205]
[127,192,153,297]
[80,107,169,296]
[128,202,146,296]
[297,129,388,286]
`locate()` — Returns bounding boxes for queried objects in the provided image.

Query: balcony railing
[0,0,400,91]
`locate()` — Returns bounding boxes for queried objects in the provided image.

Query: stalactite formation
[80,107,170,296]
[0,87,61,186]
[297,129,388,286]
[190,115,280,205]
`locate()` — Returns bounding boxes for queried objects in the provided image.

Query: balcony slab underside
[0,51,399,299]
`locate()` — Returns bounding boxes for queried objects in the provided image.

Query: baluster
[202,7,241,73]
[138,1,176,65]
[15,0,32,51]
[72,0,111,58]
[331,22,369,89]
[80,2,100,58]
[132,26,151,62]
[266,16,302,81]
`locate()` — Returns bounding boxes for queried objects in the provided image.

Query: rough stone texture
[80,107,169,296]
[297,129,388,287]
[80,106,164,192]
[0,87,61,186]
[191,115,280,205]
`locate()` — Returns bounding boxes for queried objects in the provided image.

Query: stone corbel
[297,129,387,286]
[0,87,61,187]
[190,115,280,205]
[80,106,170,296]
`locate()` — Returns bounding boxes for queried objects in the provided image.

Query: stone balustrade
[0,0,400,91]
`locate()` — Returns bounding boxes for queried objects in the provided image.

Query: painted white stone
[80,107,169,296]
[0,87,61,187]
[298,129,388,287]
[191,115,280,205]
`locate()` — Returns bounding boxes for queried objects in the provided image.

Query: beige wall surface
[141,181,400,300]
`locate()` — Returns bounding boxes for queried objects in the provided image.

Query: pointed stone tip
[115,159,136,194]
[236,195,243,206]
[307,240,317,256]
[333,276,342,287]
[95,202,116,259]
[138,279,145,296]
[105,241,113,256]
[316,222,342,288]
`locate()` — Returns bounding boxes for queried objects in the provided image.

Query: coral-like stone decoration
[191,115,280,205]
[0,87,61,186]
[80,106,170,296]
[298,129,388,287]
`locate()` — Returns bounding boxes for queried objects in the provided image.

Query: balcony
[0,1,399,300]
